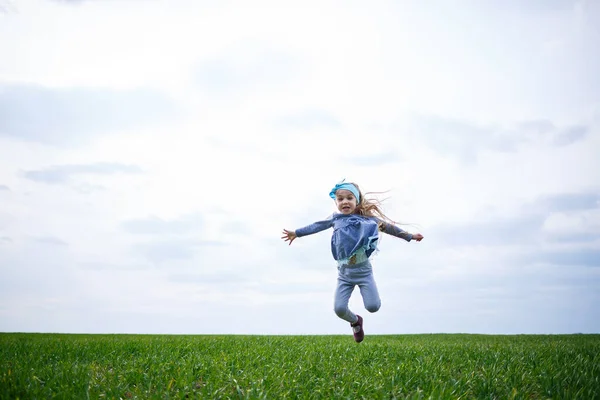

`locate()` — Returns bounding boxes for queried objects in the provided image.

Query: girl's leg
[358,268,381,313]
[333,273,358,323]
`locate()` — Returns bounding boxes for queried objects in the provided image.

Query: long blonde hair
[349,182,396,228]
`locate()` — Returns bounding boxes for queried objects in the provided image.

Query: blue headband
[329,180,360,202]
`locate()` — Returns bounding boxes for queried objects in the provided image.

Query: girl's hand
[281,229,297,245]
[412,233,424,242]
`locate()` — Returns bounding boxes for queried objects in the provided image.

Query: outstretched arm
[281,216,334,246]
[379,220,424,242]
[281,229,297,245]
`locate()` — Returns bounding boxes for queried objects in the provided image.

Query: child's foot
[351,315,364,343]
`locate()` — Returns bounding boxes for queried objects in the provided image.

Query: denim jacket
[295,213,412,265]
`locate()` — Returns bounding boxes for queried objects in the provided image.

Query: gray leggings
[334,260,381,324]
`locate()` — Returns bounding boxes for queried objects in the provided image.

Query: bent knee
[333,304,348,318]
[366,302,381,313]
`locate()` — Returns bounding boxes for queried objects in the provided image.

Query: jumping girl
[281,180,424,342]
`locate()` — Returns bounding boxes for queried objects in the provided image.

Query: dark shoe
[351,315,364,343]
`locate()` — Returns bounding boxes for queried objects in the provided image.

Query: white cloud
[22,162,143,184]
[542,209,600,240]
[0,83,178,144]
[0,0,599,335]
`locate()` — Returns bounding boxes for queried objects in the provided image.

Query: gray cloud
[122,213,235,265]
[134,241,195,263]
[0,185,9,191]
[409,114,590,163]
[32,236,69,246]
[72,183,107,194]
[0,237,12,244]
[121,214,202,235]
[195,49,300,93]
[518,120,590,147]
[431,190,600,247]
[77,261,148,271]
[257,281,331,296]
[168,271,249,285]
[425,190,600,294]
[431,215,544,247]
[0,254,73,299]
[534,192,600,212]
[133,239,228,264]
[220,220,253,236]
[23,162,143,184]
[523,248,600,268]
[553,125,589,147]
[517,119,555,135]
[0,83,177,145]
[166,261,327,297]
[544,232,600,244]
[407,114,515,163]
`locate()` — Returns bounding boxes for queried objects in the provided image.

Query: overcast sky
[1,0,599,335]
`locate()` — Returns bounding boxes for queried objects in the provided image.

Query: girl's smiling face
[335,189,357,214]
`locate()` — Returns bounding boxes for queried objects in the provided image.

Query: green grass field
[1,333,599,399]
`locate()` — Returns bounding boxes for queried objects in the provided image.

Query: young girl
[281,180,423,342]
